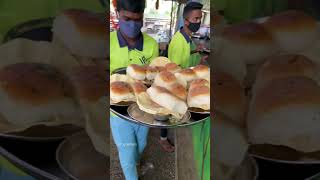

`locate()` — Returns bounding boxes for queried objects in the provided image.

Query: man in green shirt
[169,2,210,180]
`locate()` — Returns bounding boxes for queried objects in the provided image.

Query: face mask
[119,19,143,38]
[187,20,201,32]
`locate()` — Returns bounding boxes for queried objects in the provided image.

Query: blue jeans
[0,156,36,180]
[110,115,149,180]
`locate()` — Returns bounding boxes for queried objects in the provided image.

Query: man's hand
[200,55,208,65]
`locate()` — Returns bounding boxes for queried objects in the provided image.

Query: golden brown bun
[213,70,247,127]
[52,9,107,58]
[146,66,165,80]
[221,22,275,64]
[69,65,106,102]
[126,64,146,80]
[263,10,318,52]
[131,82,147,95]
[190,79,210,89]
[175,69,197,82]
[168,83,187,100]
[248,77,320,152]
[0,63,73,105]
[154,71,177,89]
[192,65,210,79]
[0,63,81,125]
[165,63,181,73]
[255,54,317,90]
[110,81,135,102]
[147,86,188,115]
[187,85,210,110]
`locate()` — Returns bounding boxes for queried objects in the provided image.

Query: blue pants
[110,115,149,180]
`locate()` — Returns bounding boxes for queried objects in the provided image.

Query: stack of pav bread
[110,57,210,119]
[213,9,320,173]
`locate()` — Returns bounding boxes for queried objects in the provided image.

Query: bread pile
[213,10,320,158]
[110,60,210,118]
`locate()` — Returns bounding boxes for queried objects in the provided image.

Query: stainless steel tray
[110,68,210,128]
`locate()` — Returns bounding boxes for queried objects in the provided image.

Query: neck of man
[121,31,140,47]
[182,26,192,37]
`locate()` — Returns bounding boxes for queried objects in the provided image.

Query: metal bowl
[153,114,170,121]
[56,131,109,180]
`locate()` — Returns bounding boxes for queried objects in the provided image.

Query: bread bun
[110,81,135,103]
[187,85,210,110]
[126,64,146,80]
[52,9,107,58]
[147,86,188,115]
[175,69,197,82]
[131,82,147,95]
[154,71,177,89]
[165,63,181,73]
[146,66,165,80]
[190,79,210,89]
[193,65,210,79]
[213,70,247,127]
[263,10,318,53]
[255,54,317,90]
[0,63,81,125]
[248,77,320,153]
[222,22,275,64]
[168,83,187,101]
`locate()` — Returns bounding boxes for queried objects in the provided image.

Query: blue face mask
[119,19,143,38]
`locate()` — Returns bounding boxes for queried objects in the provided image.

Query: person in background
[110,0,159,179]
[168,2,206,68]
[168,2,210,180]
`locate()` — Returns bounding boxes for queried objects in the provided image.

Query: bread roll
[255,54,317,90]
[110,81,135,103]
[213,71,247,127]
[146,66,165,80]
[131,82,147,95]
[0,63,81,125]
[154,71,177,89]
[52,9,107,58]
[165,63,181,73]
[222,22,275,64]
[193,65,210,79]
[187,86,210,110]
[168,83,187,101]
[263,10,318,53]
[126,64,146,80]
[147,86,188,115]
[248,77,320,153]
[190,79,210,89]
[175,69,197,83]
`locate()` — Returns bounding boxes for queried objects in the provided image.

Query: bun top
[189,86,209,97]
[169,83,187,100]
[0,63,74,105]
[165,63,181,73]
[127,64,146,74]
[69,65,106,102]
[190,79,210,89]
[131,82,147,95]
[156,71,177,83]
[256,54,317,84]
[251,76,320,117]
[61,9,106,38]
[110,81,133,95]
[222,22,273,43]
[263,10,317,31]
